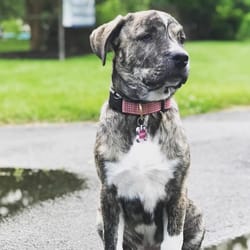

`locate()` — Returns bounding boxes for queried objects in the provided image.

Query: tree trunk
[25,0,45,51]
[25,0,92,56]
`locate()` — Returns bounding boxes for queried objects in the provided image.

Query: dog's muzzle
[144,51,189,92]
[167,51,189,88]
[171,52,189,69]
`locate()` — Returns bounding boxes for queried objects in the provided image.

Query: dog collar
[109,90,172,116]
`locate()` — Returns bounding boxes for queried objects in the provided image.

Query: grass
[0,39,29,53]
[0,55,110,123]
[0,41,250,124]
[176,41,250,115]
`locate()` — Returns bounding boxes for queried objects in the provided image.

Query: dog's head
[90,10,189,101]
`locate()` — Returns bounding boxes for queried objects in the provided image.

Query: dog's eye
[137,33,152,42]
[178,32,186,44]
[180,36,186,44]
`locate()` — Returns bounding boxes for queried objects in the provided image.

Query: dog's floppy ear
[89,15,125,66]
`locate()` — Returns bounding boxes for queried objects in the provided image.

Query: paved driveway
[0,108,250,249]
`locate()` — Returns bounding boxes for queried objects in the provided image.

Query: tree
[25,0,93,54]
[237,13,250,40]
[0,0,49,51]
[96,0,150,25]
[150,0,250,40]
[25,0,59,51]
[212,0,250,39]
[1,0,250,54]
[0,0,25,20]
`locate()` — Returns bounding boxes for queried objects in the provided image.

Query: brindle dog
[90,10,205,250]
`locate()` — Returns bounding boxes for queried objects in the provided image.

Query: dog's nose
[172,53,189,68]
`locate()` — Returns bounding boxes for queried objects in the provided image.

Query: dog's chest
[106,138,177,212]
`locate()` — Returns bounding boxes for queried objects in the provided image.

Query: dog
[90,10,205,250]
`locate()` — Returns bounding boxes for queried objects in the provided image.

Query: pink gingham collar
[109,89,172,116]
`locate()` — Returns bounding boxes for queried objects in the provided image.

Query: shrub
[237,13,250,40]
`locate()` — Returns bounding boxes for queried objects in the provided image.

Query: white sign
[63,0,95,27]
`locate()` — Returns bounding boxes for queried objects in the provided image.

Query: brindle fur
[91,10,205,250]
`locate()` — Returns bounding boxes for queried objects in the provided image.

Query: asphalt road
[0,108,250,249]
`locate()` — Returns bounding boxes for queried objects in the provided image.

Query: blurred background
[1,0,250,56]
[0,0,249,123]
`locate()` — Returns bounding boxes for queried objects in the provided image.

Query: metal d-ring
[137,103,144,126]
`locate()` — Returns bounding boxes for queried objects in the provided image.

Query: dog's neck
[109,89,172,116]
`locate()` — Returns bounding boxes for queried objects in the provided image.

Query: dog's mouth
[144,67,189,92]
[147,76,187,92]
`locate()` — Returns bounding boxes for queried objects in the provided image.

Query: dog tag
[136,124,147,143]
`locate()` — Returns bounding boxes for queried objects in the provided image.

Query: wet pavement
[0,108,250,249]
[204,234,250,250]
[0,168,86,220]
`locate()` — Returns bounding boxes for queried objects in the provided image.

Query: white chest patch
[106,138,178,212]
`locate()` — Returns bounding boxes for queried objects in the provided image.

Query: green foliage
[96,0,250,40]
[0,19,23,34]
[96,0,150,24]
[0,0,25,20]
[211,0,246,39]
[96,0,125,24]
[157,0,249,40]
[237,13,250,40]
[120,0,151,12]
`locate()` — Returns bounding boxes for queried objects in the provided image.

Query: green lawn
[178,41,250,115]
[0,41,250,124]
[0,39,29,53]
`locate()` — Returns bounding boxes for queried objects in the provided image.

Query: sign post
[58,0,95,60]
[58,0,65,60]
[63,0,95,28]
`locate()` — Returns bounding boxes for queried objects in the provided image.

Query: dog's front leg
[161,196,186,250]
[101,185,124,250]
